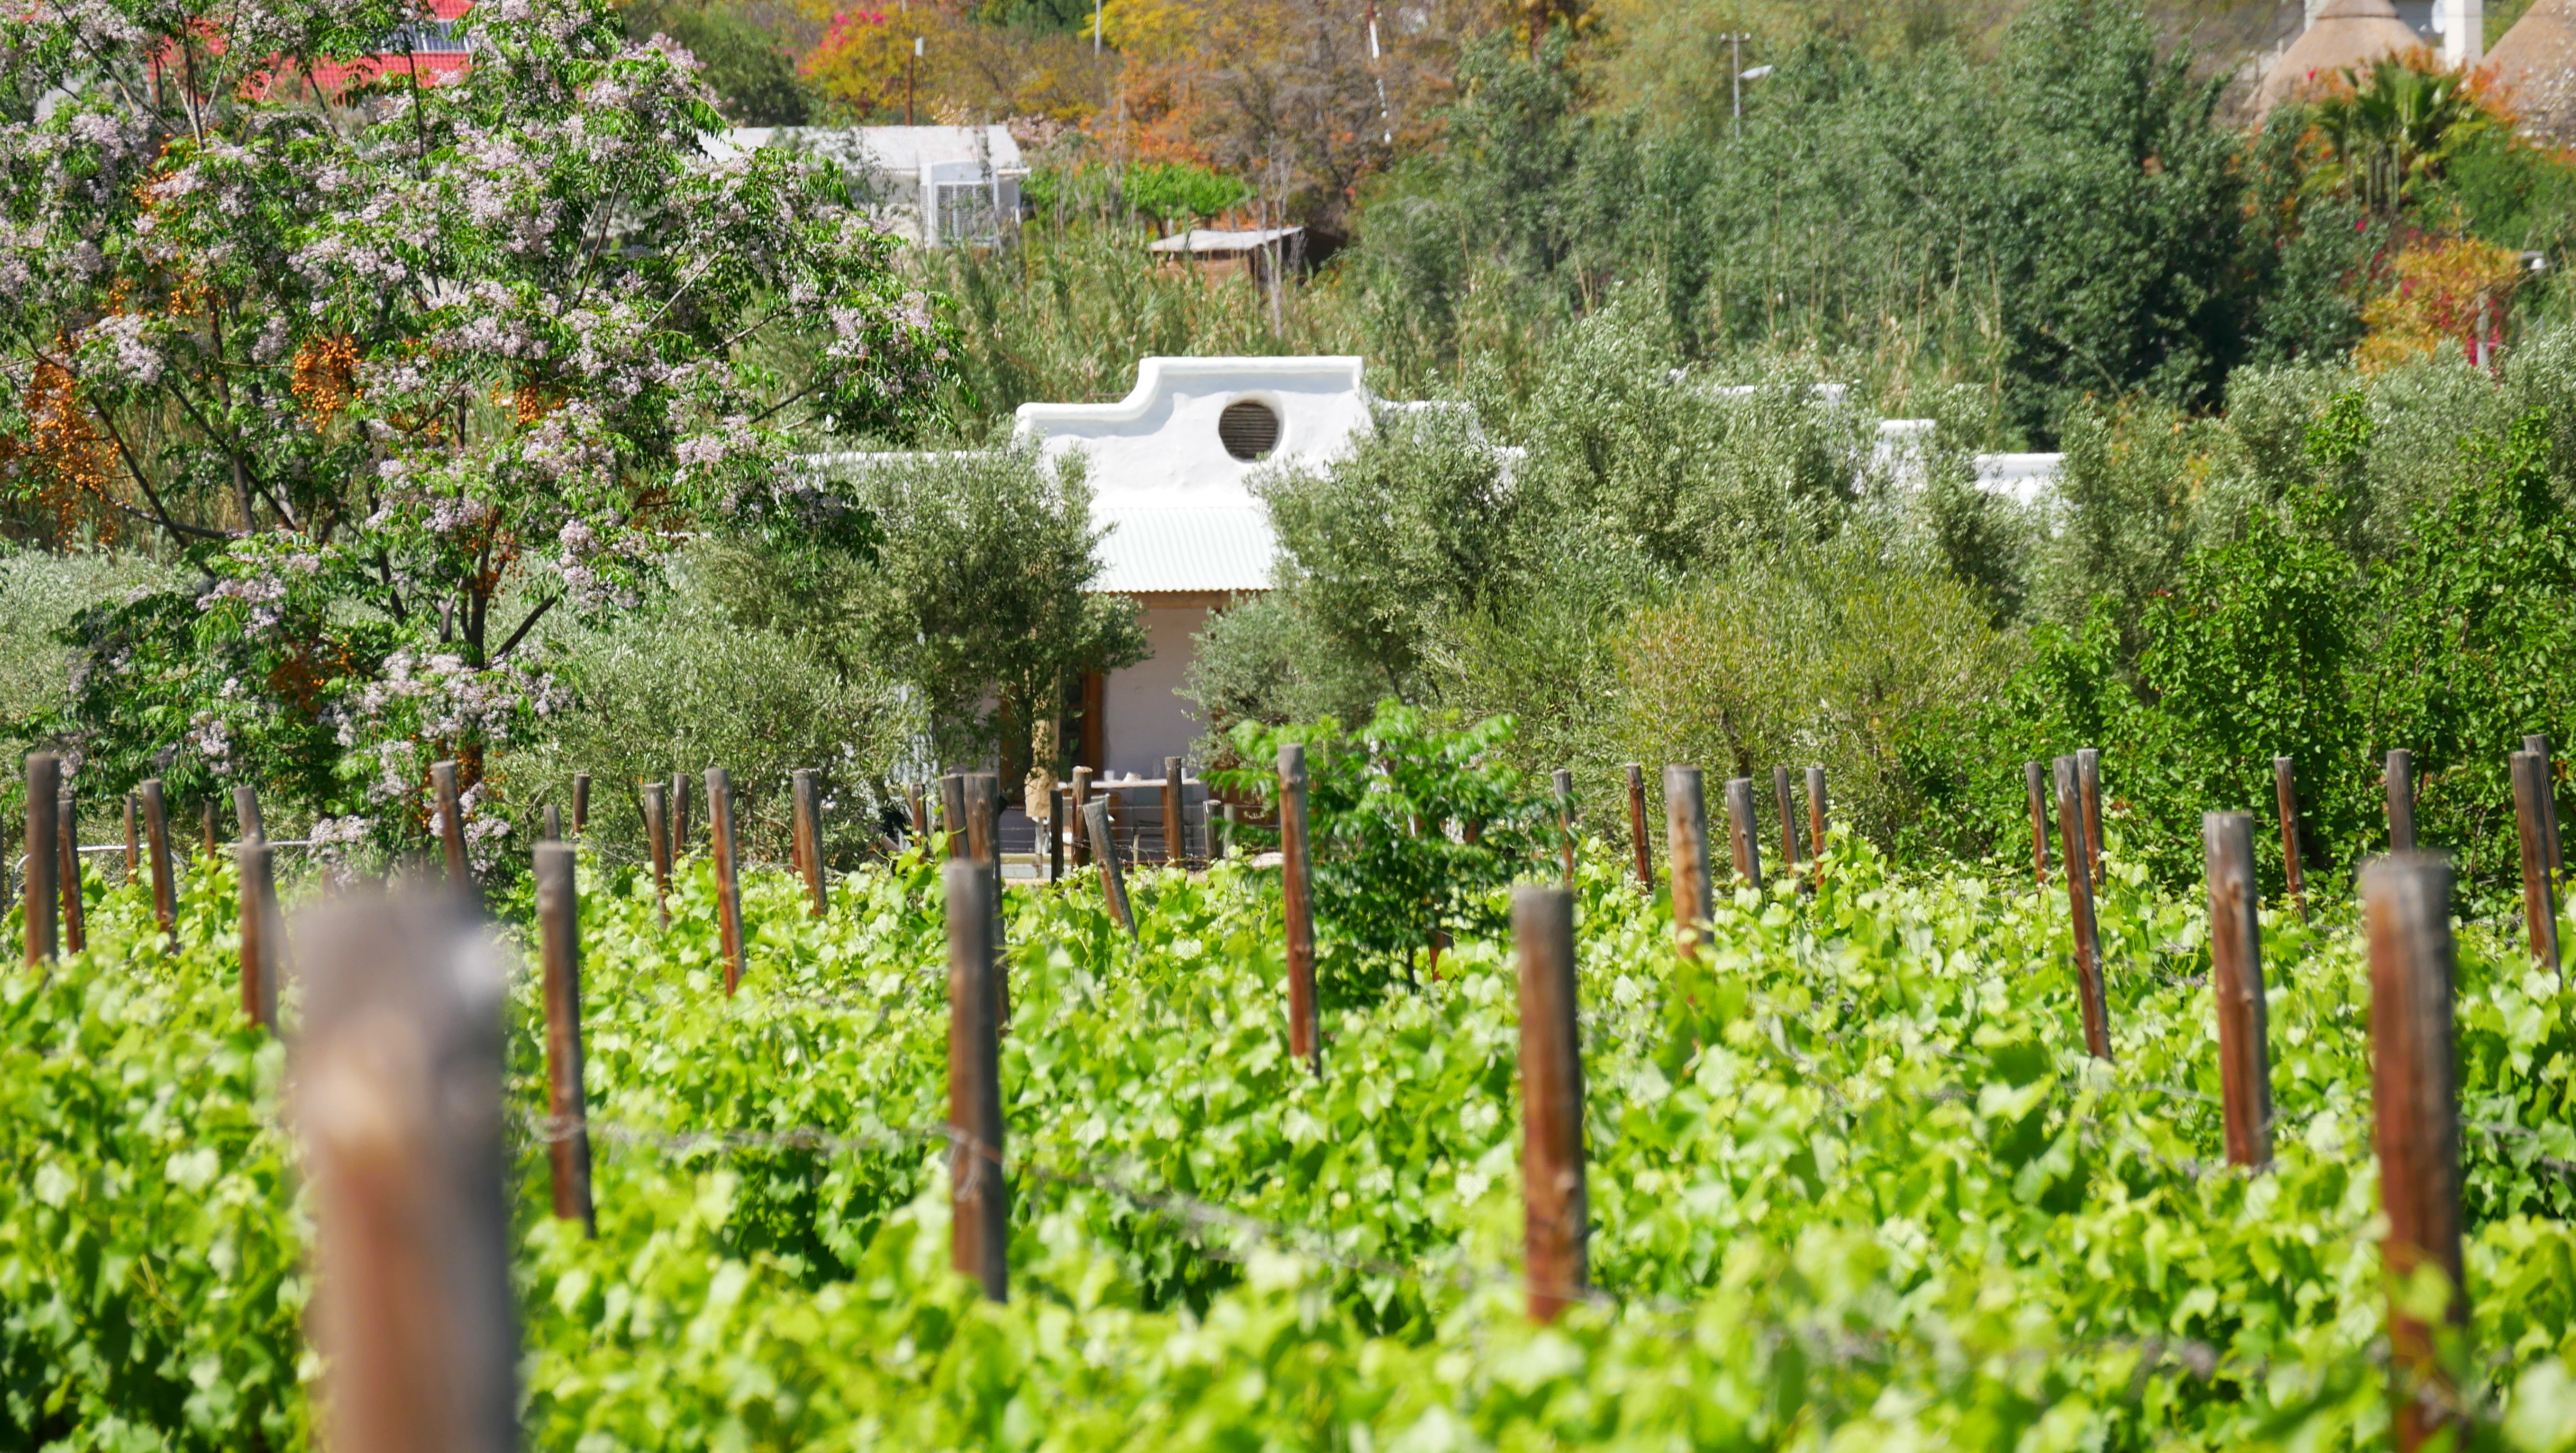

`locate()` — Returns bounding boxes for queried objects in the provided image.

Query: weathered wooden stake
[2273,756,2307,921]
[2387,748,2418,852]
[1664,766,1711,959]
[1552,769,1577,887]
[234,783,265,843]
[24,754,57,967]
[1221,801,1240,861]
[965,771,1010,1025]
[1279,743,1319,1072]
[57,787,83,955]
[1772,765,1800,879]
[1083,798,1135,939]
[140,777,177,943]
[1069,766,1094,867]
[792,769,826,916]
[1162,755,1186,867]
[124,792,138,877]
[906,781,927,849]
[2526,733,2562,880]
[642,780,671,929]
[572,773,591,837]
[944,858,1008,1302]
[2202,812,2272,1169]
[670,772,692,856]
[534,842,595,1235]
[2025,760,2052,887]
[1514,885,1588,1323]
[430,760,470,891]
[542,805,561,843]
[292,892,517,1453]
[2361,853,2468,1452]
[2053,756,2112,1060]
[1805,766,1829,864]
[201,798,217,860]
[1047,785,1067,881]
[2512,750,2561,981]
[1625,763,1652,893]
[238,839,278,1030]
[939,773,967,860]
[2077,746,2104,888]
[706,767,745,996]
[1723,776,1764,889]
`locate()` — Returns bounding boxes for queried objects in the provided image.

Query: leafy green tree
[1121,162,1251,229]
[834,446,1144,773]
[624,0,814,125]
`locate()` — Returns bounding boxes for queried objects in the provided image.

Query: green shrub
[1615,544,2014,852]
[1214,704,1556,987]
[493,557,916,869]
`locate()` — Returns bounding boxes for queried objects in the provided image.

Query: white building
[1016,356,1384,779]
[706,125,1026,247]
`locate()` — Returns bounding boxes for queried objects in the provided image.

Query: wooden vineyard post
[935,773,966,860]
[233,783,265,843]
[2052,757,2112,1060]
[1553,769,1577,887]
[292,892,516,1453]
[2025,761,2052,887]
[1514,886,1588,1323]
[1772,765,1800,880]
[1279,743,1319,1073]
[2524,734,2561,880]
[1806,767,1828,879]
[1664,766,1711,960]
[1047,784,1066,882]
[1221,802,1240,861]
[124,792,138,878]
[965,771,1010,1025]
[706,767,745,996]
[572,774,590,837]
[542,806,562,843]
[238,839,279,1030]
[430,759,471,894]
[2387,748,2418,852]
[906,782,927,850]
[642,780,671,929]
[1083,798,1136,939]
[2361,853,2469,1452]
[57,785,83,955]
[1723,776,1764,890]
[2202,813,2273,1169]
[24,753,57,967]
[140,777,177,943]
[2511,750,2561,981]
[201,799,217,861]
[534,842,595,1235]
[2077,747,2104,888]
[2273,756,2307,921]
[792,769,826,916]
[670,772,692,857]
[1162,755,1186,867]
[944,858,1008,1302]
[1625,764,1652,893]
[1069,766,1094,867]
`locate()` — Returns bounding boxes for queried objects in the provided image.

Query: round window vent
[1219,399,1281,462]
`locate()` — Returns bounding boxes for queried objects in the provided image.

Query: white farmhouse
[1016,356,1384,779]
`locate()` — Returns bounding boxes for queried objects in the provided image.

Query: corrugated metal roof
[1147,227,1305,253]
[1095,505,1275,594]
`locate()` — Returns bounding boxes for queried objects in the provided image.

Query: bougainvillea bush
[0,0,951,852]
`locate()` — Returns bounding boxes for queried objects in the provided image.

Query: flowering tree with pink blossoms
[0,0,950,856]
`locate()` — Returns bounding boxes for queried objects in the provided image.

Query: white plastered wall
[1100,603,1216,778]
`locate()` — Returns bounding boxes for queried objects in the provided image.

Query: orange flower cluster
[7,354,120,543]
[291,333,360,430]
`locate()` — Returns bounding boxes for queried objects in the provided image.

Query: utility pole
[1720,33,1751,135]
[1094,0,1102,55]
[907,35,920,125]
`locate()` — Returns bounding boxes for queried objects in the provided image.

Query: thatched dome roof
[2489,0,2576,143]
[2256,0,2427,119]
